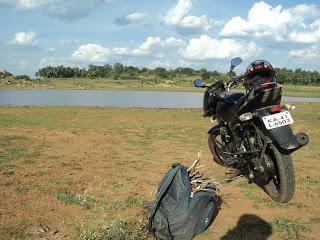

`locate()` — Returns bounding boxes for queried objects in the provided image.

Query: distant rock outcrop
[0,69,13,79]
[0,69,34,87]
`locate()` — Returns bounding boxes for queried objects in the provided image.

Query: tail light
[270,105,281,112]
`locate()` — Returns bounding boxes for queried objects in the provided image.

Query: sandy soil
[0,106,319,239]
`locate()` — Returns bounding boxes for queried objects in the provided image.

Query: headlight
[239,112,253,122]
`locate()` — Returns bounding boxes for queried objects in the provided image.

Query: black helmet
[244,60,276,90]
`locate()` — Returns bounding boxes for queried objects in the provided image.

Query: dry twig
[188,152,220,196]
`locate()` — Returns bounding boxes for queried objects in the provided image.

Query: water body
[0,90,319,108]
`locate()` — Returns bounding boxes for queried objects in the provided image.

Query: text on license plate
[262,111,294,130]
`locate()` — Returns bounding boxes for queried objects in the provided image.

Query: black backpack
[148,163,220,240]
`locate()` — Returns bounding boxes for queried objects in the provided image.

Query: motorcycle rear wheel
[263,144,295,203]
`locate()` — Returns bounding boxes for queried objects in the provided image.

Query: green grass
[243,191,263,201]
[79,220,151,240]
[56,191,95,210]
[111,197,147,211]
[0,222,31,240]
[272,218,309,240]
[0,105,319,239]
[15,184,44,194]
[1,76,319,97]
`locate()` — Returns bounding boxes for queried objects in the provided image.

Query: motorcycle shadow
[219,214,272,240]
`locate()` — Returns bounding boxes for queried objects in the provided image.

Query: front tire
[263,144,295,203]
[208,132,232,166]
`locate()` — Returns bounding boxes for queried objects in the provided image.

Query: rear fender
[265,125,309,153]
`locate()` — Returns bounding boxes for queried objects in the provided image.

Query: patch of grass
[243,191,262,201]
[3,170,14,176]
[0,163,15,170]
[0,135,27,146]
[309,217,320,224]
[23,159,36,165]
[15,184,44,194]
[107,182,127,191]
[0,221,31,240]
[51,177,84,185]
[56,191,95,210]
[273,217,309,240]
[61,162,73,167]
[111,197,147,210]
[126,139,151,148]
[297,177,319,188]
[263,200,290,209]
[237,181,256,190]
[25,170,51,177]
[0,148,27,163]
[0,135,40,165]
[79,220,151,240]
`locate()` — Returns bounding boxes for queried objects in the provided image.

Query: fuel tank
[216,93,245,122]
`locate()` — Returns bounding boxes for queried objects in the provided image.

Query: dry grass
[0,103,319,239]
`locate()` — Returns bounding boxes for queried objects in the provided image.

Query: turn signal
[239,112,253,122]
[284,103,297,110]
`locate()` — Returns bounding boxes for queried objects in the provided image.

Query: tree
[200,68,210,80]
[154,67,168,79]
[113,63,124,75]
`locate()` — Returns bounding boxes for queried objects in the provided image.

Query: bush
[15,75,31,81]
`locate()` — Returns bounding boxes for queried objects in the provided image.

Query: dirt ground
[0,105,319,239]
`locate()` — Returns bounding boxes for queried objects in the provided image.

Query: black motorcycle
[194,57,309,203]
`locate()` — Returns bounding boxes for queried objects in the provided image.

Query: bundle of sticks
[187,152,220,195]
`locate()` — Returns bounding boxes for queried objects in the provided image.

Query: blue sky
[1,0,320,76]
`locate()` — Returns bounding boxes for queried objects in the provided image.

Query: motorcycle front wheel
[208,132,232,166]
[263,144,295,203]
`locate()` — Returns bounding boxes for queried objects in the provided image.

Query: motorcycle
[194,57,309,203]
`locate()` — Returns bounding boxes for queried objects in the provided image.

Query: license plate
[262,111,294,130]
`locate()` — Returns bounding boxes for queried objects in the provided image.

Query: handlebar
[227,75,244,92]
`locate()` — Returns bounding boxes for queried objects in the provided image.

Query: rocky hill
[0,69,34,87]
[0,69,14,79]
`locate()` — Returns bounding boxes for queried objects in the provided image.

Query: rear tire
[263,144,295,203]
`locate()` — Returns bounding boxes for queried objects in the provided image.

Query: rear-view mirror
[194,79,204,88]
[231,57,243,68]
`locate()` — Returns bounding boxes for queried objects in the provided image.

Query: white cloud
[0,0,111,20]
[147,59,175,69]
[114,12,146,25]
[179,35,262,60]
[48,0,110,21]
[46,47,56,53]
[0,0,60,10]
[289,45,320,61]
[39,57,70,68]
[71,44,110,62]
[288,20,320,43]
[220,1,320,43]
[9,31,38,46]
[112,36,185,57]
[162,0,211,35]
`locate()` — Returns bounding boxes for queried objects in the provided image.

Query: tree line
[35,63,320,85]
